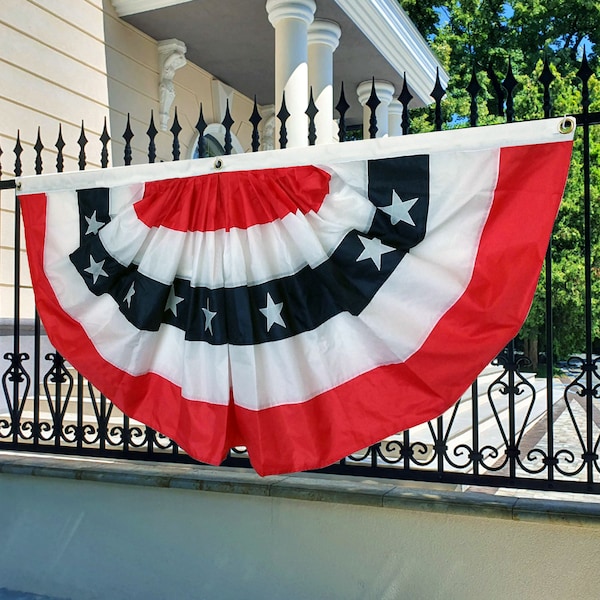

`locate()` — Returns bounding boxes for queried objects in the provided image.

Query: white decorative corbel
[158,39,187,130]
[259,104,276,151]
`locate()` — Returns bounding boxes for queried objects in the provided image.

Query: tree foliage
[400,0,600,362]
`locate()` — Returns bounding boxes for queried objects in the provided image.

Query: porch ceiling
[113,0,445,125]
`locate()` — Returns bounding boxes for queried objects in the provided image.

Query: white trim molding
[266,0,317,27]
[111,0,194,17]
[334,0,448,105]
[307,18,341,51]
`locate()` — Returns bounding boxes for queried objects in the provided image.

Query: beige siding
[103,0,254,165]
[0,0,256,171]
[0,0,258,319]
[1,1,108,73]
[0,1,110,174]
[0,0,111,318]
[31,0,107,39]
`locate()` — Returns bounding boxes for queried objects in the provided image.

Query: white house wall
[0,0,256,319]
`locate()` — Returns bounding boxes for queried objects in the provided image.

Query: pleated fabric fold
[19,120,574,475]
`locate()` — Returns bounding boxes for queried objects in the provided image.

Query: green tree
[401,0,600,366]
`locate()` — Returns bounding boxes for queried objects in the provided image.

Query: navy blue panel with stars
[69,155,429,345]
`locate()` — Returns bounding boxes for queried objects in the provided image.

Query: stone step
[376,378,562,470]
[405,367,538,440]
[459,362,537,401]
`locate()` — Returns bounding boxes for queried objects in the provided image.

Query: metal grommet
[559,115,576,134]
[15,181,22,191]
[214,158,223,170]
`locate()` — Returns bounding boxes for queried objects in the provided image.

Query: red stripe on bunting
[20,140,572,475]
[134,165,331,232]
[232,141,573,474]
[21,192,238,465]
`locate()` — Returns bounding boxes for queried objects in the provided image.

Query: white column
[266,0,316,148]
[308,19,341,145]
[356,80,395,138]
[388,99,403,136]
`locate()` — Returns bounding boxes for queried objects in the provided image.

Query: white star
[260,293,286,332]
[202,299,217,335]
[124,282,135,308]
[379,190,418,226]
[356,235,394,270]
[84,255,108,284]
[165,286,184,317]
[84,210,106,235]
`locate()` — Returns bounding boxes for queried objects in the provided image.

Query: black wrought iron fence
[2,55,600,493]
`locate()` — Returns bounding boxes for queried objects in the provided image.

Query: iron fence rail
[2,56,599,493]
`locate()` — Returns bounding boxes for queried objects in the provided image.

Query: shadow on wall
[0,589,70,600]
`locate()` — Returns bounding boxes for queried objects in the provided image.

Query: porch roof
[110,0,447,124]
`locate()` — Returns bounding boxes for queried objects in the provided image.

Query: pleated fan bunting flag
[19,118,574,475]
